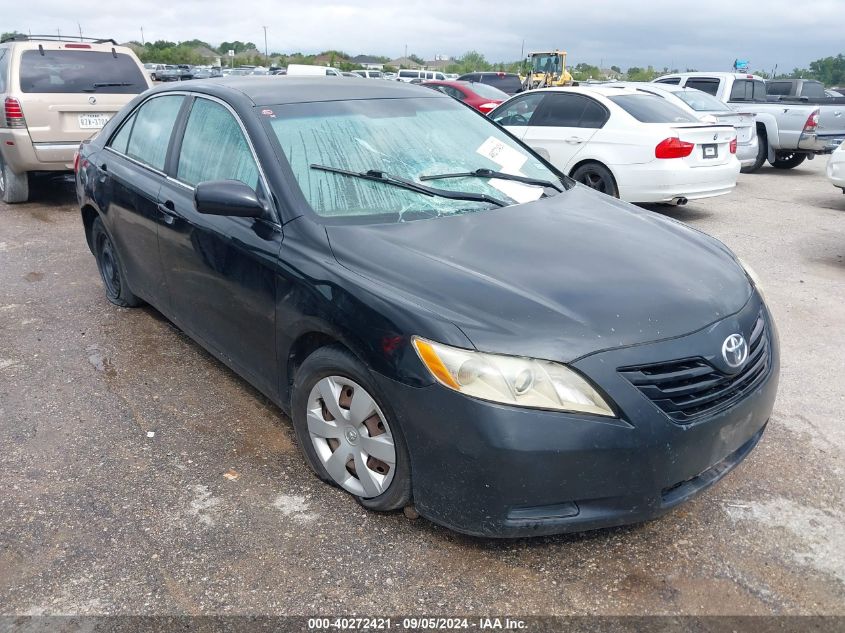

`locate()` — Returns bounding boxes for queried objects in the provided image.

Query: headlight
[738,257,765,301]
[412,337,614,417]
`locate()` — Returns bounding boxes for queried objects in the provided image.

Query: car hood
[326,186,752,362]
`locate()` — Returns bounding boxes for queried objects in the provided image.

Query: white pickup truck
[654,72,845,170]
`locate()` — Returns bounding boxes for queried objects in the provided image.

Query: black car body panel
[76,78,779,537]
[326,187,751,362]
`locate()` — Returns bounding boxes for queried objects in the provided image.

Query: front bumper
[381,295,779,537]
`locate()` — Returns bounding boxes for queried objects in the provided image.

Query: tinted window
[729,79,765,101]
[399,70,417,78]
[490,92,545,126]
[608,94,696,123]
[766,82,791,96]
[19,50,146,94]
[124,95,183,170]
[802,81,826,98]
[477,74,522,94]
[684,78,720,96]
[177,98,259,189]
[655,77,681,85]
[532,93,609,128]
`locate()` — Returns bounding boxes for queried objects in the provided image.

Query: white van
[396,69,446,82]
[286,64,342,77]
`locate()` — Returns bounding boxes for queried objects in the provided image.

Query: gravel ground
[0,159,843,617]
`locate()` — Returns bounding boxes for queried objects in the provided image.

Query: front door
[156,96,282,397]
[521,92,606,172]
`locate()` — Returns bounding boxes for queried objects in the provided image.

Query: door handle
[157,201,178,225]
[565,136,584,144]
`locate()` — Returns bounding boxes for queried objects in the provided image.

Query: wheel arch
[80,204,100,255]
[568,158,619,192]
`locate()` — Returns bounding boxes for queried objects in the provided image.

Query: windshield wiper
[92,82,135,88]
[310,164,507,207]
[419,168,564,193]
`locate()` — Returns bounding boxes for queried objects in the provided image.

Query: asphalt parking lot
[1,159,844,617]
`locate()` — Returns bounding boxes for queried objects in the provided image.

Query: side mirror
[194,180,265,218]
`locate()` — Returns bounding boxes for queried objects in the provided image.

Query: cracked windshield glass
[265,97,564,221]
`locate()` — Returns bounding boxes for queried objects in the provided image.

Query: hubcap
[306,376,396,498]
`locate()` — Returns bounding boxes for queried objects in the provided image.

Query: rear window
[480,75,522,94]
[468,81,509,100]
[672,89,731,112]
[19,49,146,94]
[608,94,696,123]
[729,79,766,102]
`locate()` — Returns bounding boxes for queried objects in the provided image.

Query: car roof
[657,72,766,80]
[153,76,446,105]
[539,85,643,97]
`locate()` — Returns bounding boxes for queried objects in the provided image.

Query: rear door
[16,47,149,152]
[100,94,185,306]
[521,92,606,170]
[156,96,282,397]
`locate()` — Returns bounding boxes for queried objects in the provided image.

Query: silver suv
[0,34,151,203]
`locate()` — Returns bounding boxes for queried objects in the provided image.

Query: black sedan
[75,78,779,537]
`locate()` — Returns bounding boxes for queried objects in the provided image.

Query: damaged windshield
[263,96,566,222]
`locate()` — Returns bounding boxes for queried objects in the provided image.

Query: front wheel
[291,346,412,512]
[571,162,619,198]
[771,152,807,169]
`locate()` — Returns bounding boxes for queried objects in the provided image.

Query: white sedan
[827,142,845,192]
[489,86,741,204]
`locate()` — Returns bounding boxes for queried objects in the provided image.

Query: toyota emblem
[722,334,748,368]
[88,96,97,105]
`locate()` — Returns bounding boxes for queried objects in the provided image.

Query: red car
[421,80,509,114]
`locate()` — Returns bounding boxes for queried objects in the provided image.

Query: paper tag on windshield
[476,137,543,204]
[476,137,528,172]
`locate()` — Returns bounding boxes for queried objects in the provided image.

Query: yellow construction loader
[522,50,574,89]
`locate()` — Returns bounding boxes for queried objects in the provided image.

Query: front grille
[619,313,770,423]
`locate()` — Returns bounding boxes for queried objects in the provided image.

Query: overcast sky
[8,0,844,71]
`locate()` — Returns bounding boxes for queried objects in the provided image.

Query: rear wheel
[741,132,767,173]
[291,345,412,512]
[771,152,807,169]
[92,217,142,307]
[571,162,619,198]
[0,154,30,204]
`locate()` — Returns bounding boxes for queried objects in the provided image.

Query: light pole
[262,26,268,62]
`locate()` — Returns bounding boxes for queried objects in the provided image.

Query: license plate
[702,144,718,159]
[79,113,111,129]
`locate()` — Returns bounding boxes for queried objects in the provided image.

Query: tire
[291,345,412,512]
[741,132,767,173]
[151,73,157,81]
[771,152,807,170]
[0,153,30,204]
[91,217,142,307]
[571,162,619,198]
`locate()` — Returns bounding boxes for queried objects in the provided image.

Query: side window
[435,73,445,80]
[533,93,590,127]
[123,95,184,170]
[766,82,790,96]
[802,82,825,98]
[109,112,137,154]
[444,86,465,100]
[0,48,8,92]
[579,98,610,128]
[490,92,545,126]
[177,98,259,189]
[655,77,680,85]
[685,78,720,96]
